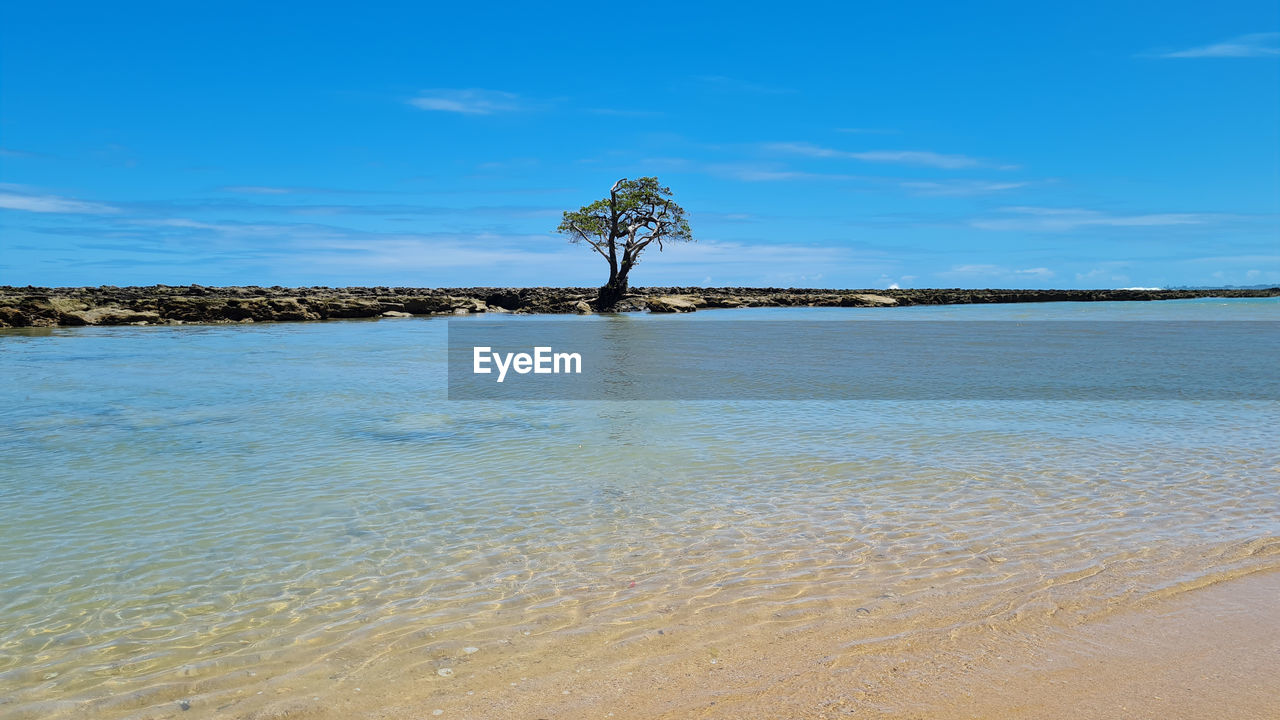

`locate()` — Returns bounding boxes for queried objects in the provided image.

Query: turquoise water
[1,298,1277,718]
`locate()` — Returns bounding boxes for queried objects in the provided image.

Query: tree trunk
[597,258,634,309]
[596,274,629,309]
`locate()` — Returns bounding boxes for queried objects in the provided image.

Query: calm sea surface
[1,299,1277,718]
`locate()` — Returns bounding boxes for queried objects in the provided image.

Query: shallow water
[1,299,1277,718]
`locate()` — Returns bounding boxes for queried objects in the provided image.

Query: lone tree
[557,177,692,309]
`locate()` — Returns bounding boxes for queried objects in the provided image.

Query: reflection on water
[0,299,1277,718]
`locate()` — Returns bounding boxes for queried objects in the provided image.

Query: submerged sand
[154,570,1277,720]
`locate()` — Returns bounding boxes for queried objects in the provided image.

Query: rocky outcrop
[844,294,898,307]
[0,285,1275,328]
[646,295,701,313]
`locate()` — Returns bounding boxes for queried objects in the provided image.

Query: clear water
[1,299,1277,718]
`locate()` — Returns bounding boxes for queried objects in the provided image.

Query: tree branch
[567,222,612,261]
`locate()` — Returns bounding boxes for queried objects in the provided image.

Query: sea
[1,298,1277,718]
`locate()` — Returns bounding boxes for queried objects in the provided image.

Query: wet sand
[204,570,1278,720]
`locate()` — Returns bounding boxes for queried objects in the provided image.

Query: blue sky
[1,1,1277,289]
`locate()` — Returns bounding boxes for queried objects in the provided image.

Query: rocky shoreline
[1,285,1276,328]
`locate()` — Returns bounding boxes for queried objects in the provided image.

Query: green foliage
[556,177,693,270]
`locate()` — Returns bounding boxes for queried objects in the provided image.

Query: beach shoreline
[121,568,1279,720]
[462,569,1280,720]
[2,285,1278,328]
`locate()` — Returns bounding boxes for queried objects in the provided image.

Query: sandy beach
[150,569,1278,720]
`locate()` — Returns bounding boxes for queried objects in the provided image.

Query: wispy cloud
[221,185,293,195]
[901,180,1030,196]
[587,108,664,117]
[972,206,1212,231]
[408,89,524,115]
[639,238,889,285]
[704,163,863,182]
[942,264,1055,280]
[693,211,758,223]
[852,150,986,169]
[0,147,47,158]
[1150,32,1280,58]
[836,128,898,135]
[217,185,445,197]
[691,75,794,94]
[766,142,993,169]
[1075,263,1135,286]
[0,191,119,214]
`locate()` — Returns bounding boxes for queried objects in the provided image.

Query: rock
[396,298,444,314]
[263,298,321,321]
[605,297,648,313]
[446,296,477,312]
[840,294,898,307]
[646,296,698,313]
[483,289,524,310]
[381,311,413,318]
[65,307,162,325]
[0,306,28,327]
[326,299,383,318]
[703,296,744,308]
[0,285,1275,327]
[574,301,592,314]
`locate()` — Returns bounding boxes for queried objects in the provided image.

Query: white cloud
[902,180,1029,196]
[0,191,119,214]
[643,239,842,265]
[972,206,1211,231]
[766,142,989,169]
[222,186,292,195]
[1075,264,1133,286]
[0,147,44,158]
[1187,253,1280,264]
[587,108,663,117]
[1016,267,1055,279]
[704,163,861,182]
[641,238,887,285]
[1154,33,1280,58]
[952,262,1049,275]
[848,150,982,169]
[408,89,523,115]
[694,211,756,222]
[692,75,793,94]
[942,264,1056,281]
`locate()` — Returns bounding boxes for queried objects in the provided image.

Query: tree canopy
[556,177,692,308]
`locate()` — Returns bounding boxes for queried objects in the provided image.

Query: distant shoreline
[2,285,1277,328]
